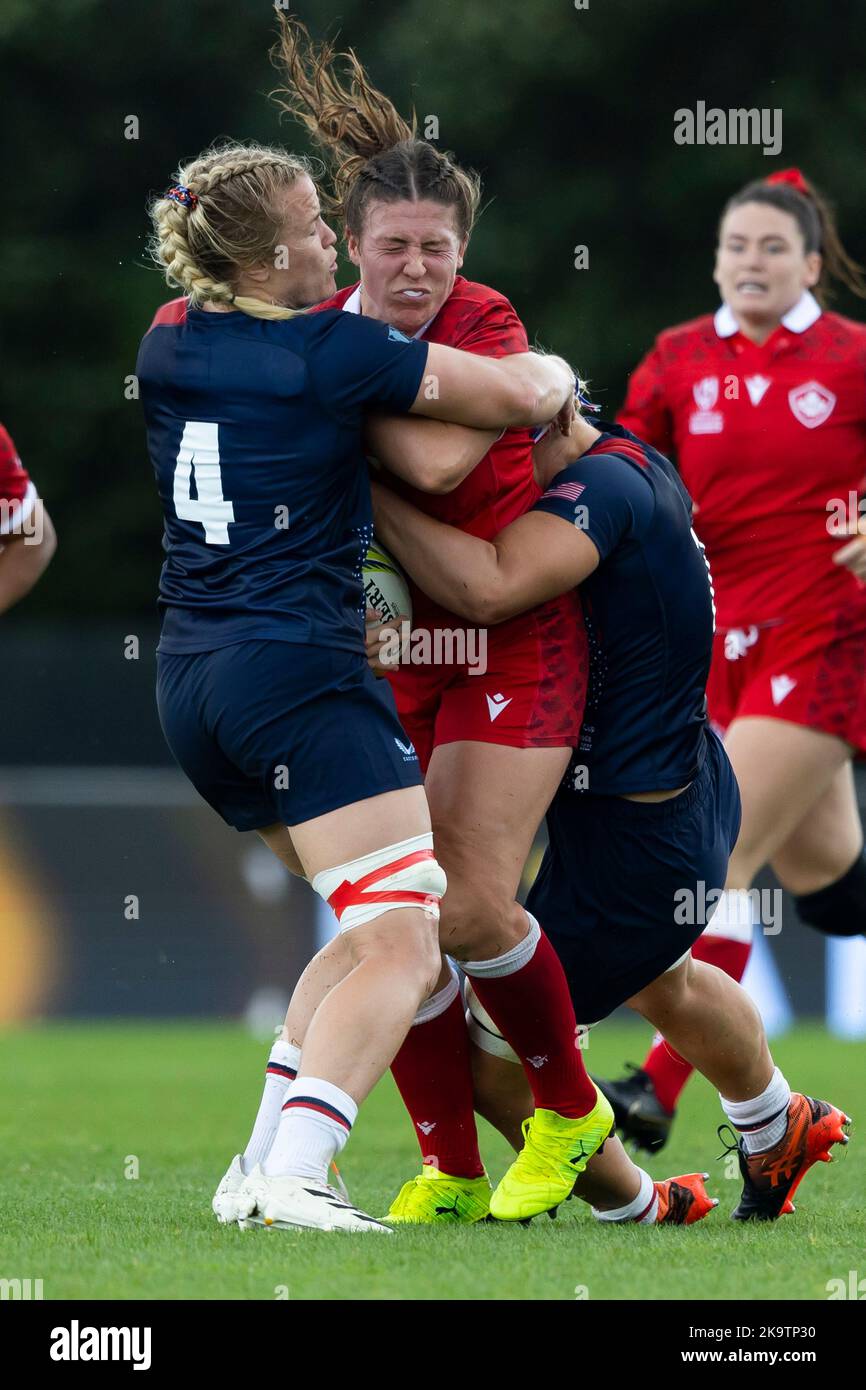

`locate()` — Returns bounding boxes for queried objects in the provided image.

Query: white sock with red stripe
[721,1066,791,1154]
[591,1167,657,1224]
[241,1039,301,1174]
[262,1077,357,1182]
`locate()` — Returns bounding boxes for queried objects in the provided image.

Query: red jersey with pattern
[315,276,540,626]
[618,297,866,629]
[0,423,36,536]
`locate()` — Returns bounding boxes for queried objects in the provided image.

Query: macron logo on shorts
[486,692,513,722]
[771,674,797,705]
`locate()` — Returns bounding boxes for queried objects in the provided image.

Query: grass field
[1,1020,862,1301]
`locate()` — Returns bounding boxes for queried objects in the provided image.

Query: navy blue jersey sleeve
[305,311,429,424]
[532,453,655,560]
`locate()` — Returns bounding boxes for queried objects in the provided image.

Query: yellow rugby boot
[385,1167,493,1224]
[489,1088,615,1222]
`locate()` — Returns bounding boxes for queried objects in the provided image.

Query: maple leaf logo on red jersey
[788,380,836,429]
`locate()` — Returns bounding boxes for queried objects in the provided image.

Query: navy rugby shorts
[157,640,423,831]
[527,728,742,1023]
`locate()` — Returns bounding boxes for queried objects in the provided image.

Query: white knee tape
[312,832,447,934]
[463,980,520,1063]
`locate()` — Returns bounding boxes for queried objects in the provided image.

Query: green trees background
[3,0,866,619]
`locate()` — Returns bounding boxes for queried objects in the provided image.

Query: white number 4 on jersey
[173,420,235,545]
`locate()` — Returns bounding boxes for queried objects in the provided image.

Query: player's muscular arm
[0,508,56,614]
[371,481,598,625]
[364,414,498,494]
[411,344,575,433]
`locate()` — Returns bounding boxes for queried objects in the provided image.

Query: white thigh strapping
[464,980,520,1062]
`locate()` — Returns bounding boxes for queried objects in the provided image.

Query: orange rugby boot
[721,1093,851,1221]
[654,1171,718,1225]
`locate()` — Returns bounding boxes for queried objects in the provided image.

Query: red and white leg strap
[312,832,447,933]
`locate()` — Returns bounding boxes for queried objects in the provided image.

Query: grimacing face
[347,198,468,334]
[714,201,821,332]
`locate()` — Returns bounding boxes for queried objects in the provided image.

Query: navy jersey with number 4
[137,306,429,655]
[533,421,716,794]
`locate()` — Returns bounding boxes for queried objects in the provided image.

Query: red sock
[643,933,753,1112]
[642,1035,693,1114]
[390,990,485,1179]
[466,921,597,1118]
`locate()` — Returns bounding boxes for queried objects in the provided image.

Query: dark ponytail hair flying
[271,14,481,242]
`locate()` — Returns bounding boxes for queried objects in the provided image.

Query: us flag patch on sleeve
[542,480,586,503]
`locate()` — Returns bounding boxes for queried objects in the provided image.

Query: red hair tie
[766,167,810,197]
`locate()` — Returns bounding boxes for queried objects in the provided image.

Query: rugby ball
[363,540,412,623]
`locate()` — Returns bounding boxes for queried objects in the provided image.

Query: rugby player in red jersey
[207,17,642,1227]
[142,139,585,1234]
[211,20,727,1230]
[602,169,866,1150]
[0,423,55,612]
[244,15,619,1225]
[152,238,643,1221]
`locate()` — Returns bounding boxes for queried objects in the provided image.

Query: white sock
[463,911,541,979]
[241,1040,301,1173]
[702,888,756,944]
[412,967,459,1025]
[592,1167,657,1224]
[721,1066,792,1153]
[262,1076,357,1182]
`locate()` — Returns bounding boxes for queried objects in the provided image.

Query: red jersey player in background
[248,14,618,1226]
[599,169,866,1151]
[0,422,56,613]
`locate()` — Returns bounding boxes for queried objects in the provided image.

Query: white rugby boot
[212,1154,247,1224]
[236,1166,393,1234]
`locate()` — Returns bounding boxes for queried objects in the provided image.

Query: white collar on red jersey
[714,289,822,339]
[340,283,435,339]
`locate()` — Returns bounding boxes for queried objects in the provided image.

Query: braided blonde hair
[149,141,313,319]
